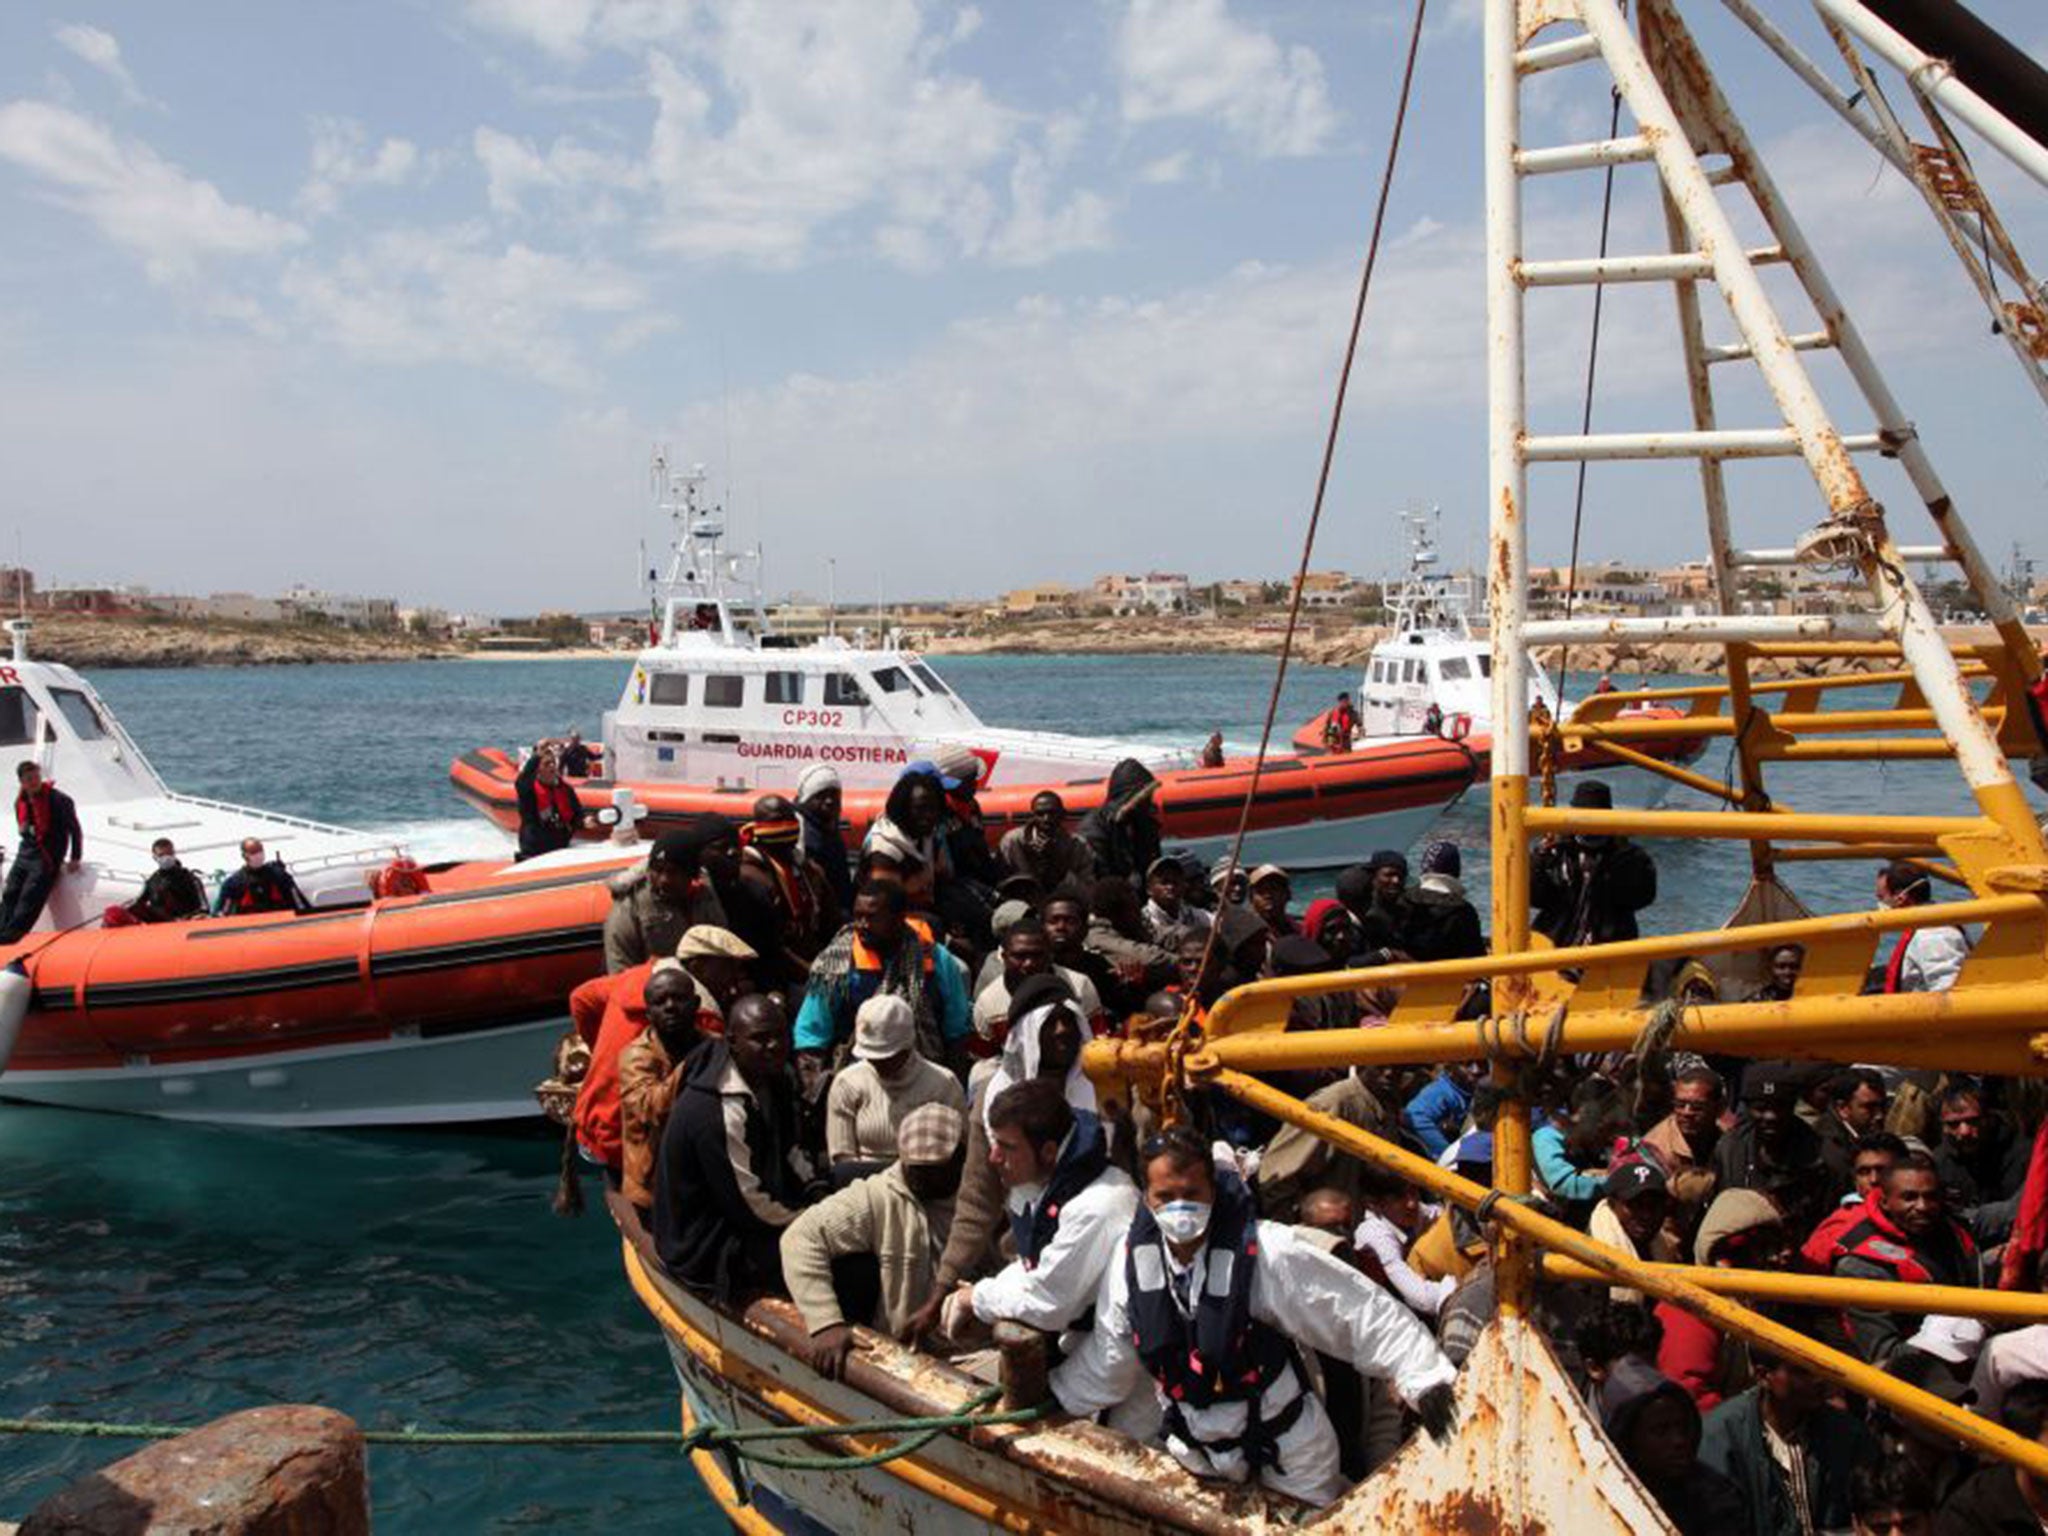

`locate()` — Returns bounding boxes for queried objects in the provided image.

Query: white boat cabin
[0,620,409,929]
[597,462,1184,794]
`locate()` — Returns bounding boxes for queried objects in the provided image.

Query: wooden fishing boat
[612,1193,1666,1534]
[608,0,2048,1528]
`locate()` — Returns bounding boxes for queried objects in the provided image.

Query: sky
[1,1,2044,614]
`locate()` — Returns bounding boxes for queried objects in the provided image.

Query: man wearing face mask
[941,1076,1136,1358]
[781,1102,967,1380]
[604,821,730,974]
[129,837,208,923]
[1530,779,1658,947]
[213,837,310,916]
[1053,1125,1460,1506]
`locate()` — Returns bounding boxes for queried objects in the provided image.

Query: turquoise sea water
[0,654,2013,1530]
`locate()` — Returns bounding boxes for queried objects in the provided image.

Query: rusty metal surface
[1314,1316,1669,1534]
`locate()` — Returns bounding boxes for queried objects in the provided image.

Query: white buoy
[0,961,31,1076]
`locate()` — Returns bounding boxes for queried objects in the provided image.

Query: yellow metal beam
[1521,806,1986,841]
[1539,1256,2048,1322]
[1203,1068,2048,1482]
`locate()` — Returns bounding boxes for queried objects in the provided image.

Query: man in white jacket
[1052,1125,1460,1507]
[948,1078,1138,1354]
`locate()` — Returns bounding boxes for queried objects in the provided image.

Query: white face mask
[1154,1200,1212,1246]
[1004,1180,1046,1217]
[155,853,178,870]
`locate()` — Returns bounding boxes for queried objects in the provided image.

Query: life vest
[530,777,577,830]
[14,786,56,856]
[1125,1172,1309,1474]
[370,856,430,899]
[742,844,816,938]
[1009,1110,1110,1268]
[224,865,293,914]
[1835,1204,1975,1288]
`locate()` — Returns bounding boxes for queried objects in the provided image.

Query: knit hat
[1693,1188,1783,1265]
[675,926,757,961]
[1301,898,1348,949]
[1420,840,1461,877]
[1365,849,1409,878]
[795,764,841,804]
[652,814,736,866]
[851,994,917,1060]
[990,899,1033,942]
[1570,778,1614,810]
[897,1102,966,1166]
[1209,856,1242,890]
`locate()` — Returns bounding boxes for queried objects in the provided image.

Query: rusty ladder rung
[1522,247,1786,286]
[1704,329,1834,364]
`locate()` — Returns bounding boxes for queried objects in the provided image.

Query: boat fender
[608,787,649,846]
[0,960,31,1077]
[1449,713,1473,742]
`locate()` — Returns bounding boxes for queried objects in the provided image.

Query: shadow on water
[0,1105,719,1533]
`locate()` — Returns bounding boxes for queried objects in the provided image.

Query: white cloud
[279,225,651,389]
[1116,0,1336,157]
[1139,151,1191,184]
[298,117,427,218]
[52,23,154,109]
[0,100,305,281]
[466,0,1113,269]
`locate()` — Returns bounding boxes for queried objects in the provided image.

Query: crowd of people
[552,755,2045,1527]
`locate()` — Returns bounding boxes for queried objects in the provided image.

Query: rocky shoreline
[23,615,463,669]
[923,619,2036,677]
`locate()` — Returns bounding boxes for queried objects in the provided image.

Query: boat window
[764,672,804,704]
[1403,659,1421,684]
[48,688,107,741]
[1477,654,1492,678]
[0,687,35,747]
[870,666,911,694]
[648,672,690,706]
[824,673,868,708]
[1439,656,1471,681]
[910,664,950,696]
[704,675,745,709]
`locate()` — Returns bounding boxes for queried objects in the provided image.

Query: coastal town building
[1291,571,1363,608]
[1002,584,1081,617]
[281,585,399,629]
[1095,571,1191,615]
[1215,580,1266,607]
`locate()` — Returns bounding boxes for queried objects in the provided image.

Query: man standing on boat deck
[212,837,310,917]
[1530,779,1658,947]
[653,993,817,1302]
[1875,860,1971,993]
[604,821,729,973]
[1052,1125,1459,1506]
[0,761,81,942]
[514,741,593,861]
[1078,760,1162,886]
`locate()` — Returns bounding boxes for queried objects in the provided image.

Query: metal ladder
[1484,0,2045,982]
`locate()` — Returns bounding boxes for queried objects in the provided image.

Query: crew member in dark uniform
[213,838,310,916]
[0,760,81,941]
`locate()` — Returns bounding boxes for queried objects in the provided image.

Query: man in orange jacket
[573,925,756,1172]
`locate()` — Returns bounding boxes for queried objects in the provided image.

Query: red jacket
[1656,1299,1746,1413]
[574,964,652,1169]
[1802,1198,1871,1273]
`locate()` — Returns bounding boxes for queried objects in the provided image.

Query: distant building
[282,584,399,629]
[36,583,145,616]
[1291,571,1361,609]
[1096,572,1192,616]
[1216,580,1265,607]
[1003,584,1080,618]
[0,567,36,609]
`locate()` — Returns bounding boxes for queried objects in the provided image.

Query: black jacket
[1403,881,1485,962]
[1935,1464,2041,1536]
[514,754,582,860]
[1531,836,1657,946]
[652,1040,806,1303]
[1078,761,1161,883]
[213,861,309,916]
[133,863,207,922]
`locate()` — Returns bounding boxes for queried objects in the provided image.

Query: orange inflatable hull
[1290,707,1705,774]
[1,855,624,1076]
[449,738,1481,852]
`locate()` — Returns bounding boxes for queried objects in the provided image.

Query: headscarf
[796,764,841,805]
[983,976,1095,1134]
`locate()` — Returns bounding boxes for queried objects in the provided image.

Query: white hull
[0,1017,559,1127]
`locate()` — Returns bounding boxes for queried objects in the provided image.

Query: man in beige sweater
[781,1102,966,1380]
